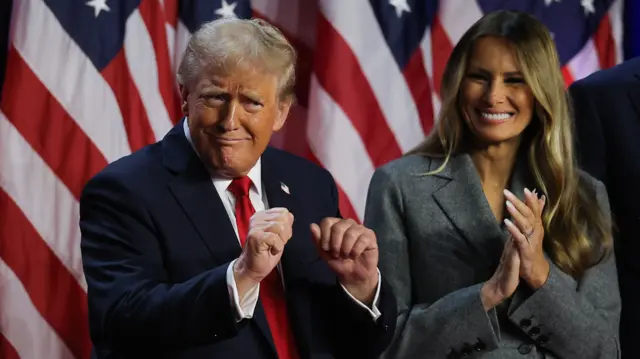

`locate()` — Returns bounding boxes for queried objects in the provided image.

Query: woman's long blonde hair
[411,10,612,278]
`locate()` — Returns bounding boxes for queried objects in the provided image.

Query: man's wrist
[340,274,379,307]
[233,258,261,301]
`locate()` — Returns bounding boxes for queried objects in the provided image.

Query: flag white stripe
[173,21,191,80]
[0,111,86,291]
[166,23,177,74]
[320,0,424,153]
[419,29,441,123]
[125,10,174,141]
[439,0,483,44]
[567,39,600,81]
[307,76,375,221]
[609,0,624,65]
[0,258,76,359]
[11,0,131,162]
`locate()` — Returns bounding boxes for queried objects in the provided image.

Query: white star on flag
[544,0,561,6]
[581,0,596,15]
[215,0,238,19]
[86,0,110,18]
[389,0,411,18]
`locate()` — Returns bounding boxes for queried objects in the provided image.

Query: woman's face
[460,36,535,146]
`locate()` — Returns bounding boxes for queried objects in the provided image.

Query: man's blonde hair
[177,18,297,100]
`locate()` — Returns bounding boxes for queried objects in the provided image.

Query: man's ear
[179,84,189,115]
[273,97,293,132]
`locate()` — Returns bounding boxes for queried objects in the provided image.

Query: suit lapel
[628,73,640,124]
[162,121,241,265]
[431,154,506,269]
[260,148,316,358]
[262,148,320,274]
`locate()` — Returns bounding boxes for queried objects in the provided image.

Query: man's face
[181,64,291,178]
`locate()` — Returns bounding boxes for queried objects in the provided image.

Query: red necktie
[228,177,299,359]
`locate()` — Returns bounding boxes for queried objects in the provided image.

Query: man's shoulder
[83,142,165,194]
[264,146,333,182]
[572,58,640,89]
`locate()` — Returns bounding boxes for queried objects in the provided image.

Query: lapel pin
[280,182,290,194]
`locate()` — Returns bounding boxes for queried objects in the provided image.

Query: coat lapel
[162,121,241,265]
[262,148,320,275]
[431,154,507,269]
[260,148,317,359]
[628,73,640,125]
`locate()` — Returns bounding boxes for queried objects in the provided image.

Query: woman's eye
[468,73,486,80]
[505,77,525,84]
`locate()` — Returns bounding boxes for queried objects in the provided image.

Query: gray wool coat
[364,153,621,359]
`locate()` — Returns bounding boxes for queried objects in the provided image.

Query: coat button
[518,343,533,355]
[529,327,540,336]
[461,344,472,356]
[519,318,532,329]
[474,340,486,351]
[537,335,549,345]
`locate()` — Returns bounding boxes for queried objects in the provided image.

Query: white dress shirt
[183,120,381,322]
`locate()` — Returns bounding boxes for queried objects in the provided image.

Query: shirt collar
[183,118,262,197]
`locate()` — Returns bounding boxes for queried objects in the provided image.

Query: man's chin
[208,159,255,179]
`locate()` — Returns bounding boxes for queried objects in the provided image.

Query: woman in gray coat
[365,10,620,359]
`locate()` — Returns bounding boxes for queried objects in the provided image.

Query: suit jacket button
[537,335,549,345]
[519,318,532,328]
[474,340,486,351]
[529,326,540,336]
[518,343,533,355]
[461,344,472,356]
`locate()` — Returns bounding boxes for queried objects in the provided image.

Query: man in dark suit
[79,18,396,359]
[569,58,640,358]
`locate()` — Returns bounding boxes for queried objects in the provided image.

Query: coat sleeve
[568,81,608,184]
[80,172,241,352]
[507,179,621,359]
[364,167,501,358]
[315,169,398,359]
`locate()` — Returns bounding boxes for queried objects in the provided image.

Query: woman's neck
[470,141,520,190]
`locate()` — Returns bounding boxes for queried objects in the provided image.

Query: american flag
[0,0,623,357]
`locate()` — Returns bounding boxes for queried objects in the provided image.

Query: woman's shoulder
[375,153,444,178]
[576,169,607,196]
[369,153,449,195]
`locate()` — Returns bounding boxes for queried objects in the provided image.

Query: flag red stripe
[0,334,20,359]
[429,16,453,96]
[0,190,91,359]
[0,48,108,198]
[315,15,402,167]
[163,0,179,28]
[403,49,435,135]
[593,14,616,69]
[561,66,575,88]
[138,0,182,123]
[102,49,157,152]
[252,10,314,108]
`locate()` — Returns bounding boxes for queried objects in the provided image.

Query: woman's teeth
[481,112,512,121]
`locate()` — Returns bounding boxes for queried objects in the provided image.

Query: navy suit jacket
[79,121,397,359]
[569,58,640,358]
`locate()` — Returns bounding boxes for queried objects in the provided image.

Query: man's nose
[218,101,240,131]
